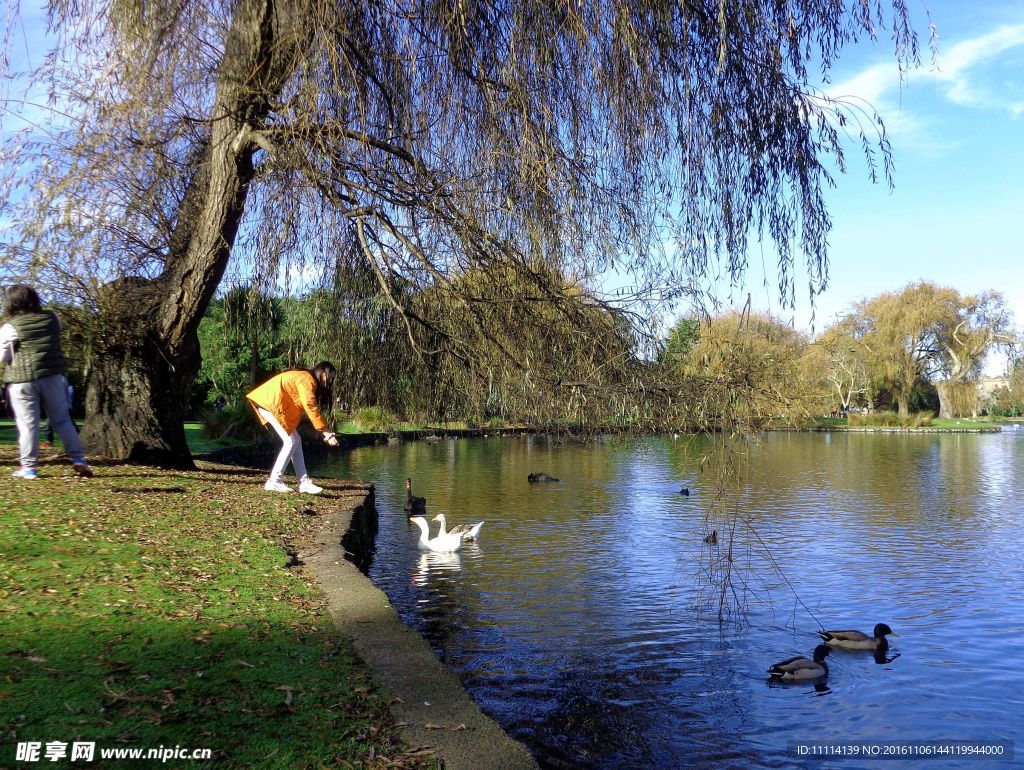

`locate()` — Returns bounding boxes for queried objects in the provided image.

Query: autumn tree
[930,290,1016,418]
[809,316,873,412]
[679,309,817,429]
[849,282,1015,418]
[2,0,925,467]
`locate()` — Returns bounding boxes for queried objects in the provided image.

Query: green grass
[930,417,996,429]
[184,421,253,454]
[0,445,428,768]
[0,420,251,456]
[814,413,999,430]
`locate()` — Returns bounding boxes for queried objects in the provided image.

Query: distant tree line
[183,278,1024,431]
[664,281,1022,422]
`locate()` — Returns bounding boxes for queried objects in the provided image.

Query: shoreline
[300,487,539,770]
[190,441,538,768]
[198,422,1010,467]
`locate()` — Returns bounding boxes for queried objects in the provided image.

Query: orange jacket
[246,370,329,435]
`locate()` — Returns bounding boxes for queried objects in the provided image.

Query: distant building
[977,376,1010,399]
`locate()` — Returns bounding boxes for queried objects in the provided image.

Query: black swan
[404,478,426,514]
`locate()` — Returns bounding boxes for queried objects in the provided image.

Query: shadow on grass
[0,457,413,769]
[2,617,411,769]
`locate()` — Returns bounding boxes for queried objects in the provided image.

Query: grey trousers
[7,374,87,467]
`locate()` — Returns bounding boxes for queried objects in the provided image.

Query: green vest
[3,311,68,384]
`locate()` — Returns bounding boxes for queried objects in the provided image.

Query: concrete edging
[300,487,539,770]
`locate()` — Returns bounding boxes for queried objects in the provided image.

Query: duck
[817,623,899,651]
[528,472,559,483]
[703,530,717,544]
[768,644,830,680]
[432,513,484,541]
[680,487,690,496]
[409,516,464,552]
[404,477,426,515]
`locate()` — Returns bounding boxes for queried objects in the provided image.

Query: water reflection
[317,431,1024,769]
[766,677,832,696]
[412,550,463,587]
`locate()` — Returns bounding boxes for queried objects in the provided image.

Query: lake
[315,431,1023,768]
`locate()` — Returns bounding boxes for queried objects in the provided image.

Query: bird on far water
[404,478,426,515]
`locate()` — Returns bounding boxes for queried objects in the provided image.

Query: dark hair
[311,361,337,412]
[3,285,43,317]
[311,361,336,389]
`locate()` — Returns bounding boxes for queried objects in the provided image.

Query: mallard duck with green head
[817,623,898,651]
[768,644,830,680]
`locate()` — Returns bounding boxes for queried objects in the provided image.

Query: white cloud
[924,24,1024,111]
[828,23,1024,111]
[820,22,1024,156]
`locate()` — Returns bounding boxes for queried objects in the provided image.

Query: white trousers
[257,407,307,482]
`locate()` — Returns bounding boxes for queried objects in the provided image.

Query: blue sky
[738,0,1024,349]
[4,1,1022,369]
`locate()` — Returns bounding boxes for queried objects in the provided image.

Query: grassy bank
[0,441,428,768]
[814,414,1002,430]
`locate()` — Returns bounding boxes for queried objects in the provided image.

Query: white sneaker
[264,480,293,493]
[298,478,323,495]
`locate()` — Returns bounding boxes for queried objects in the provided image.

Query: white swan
[409,515,464,552]
[432,513,484,541]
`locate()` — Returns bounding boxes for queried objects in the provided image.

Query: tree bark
[936,381,952,419]
[896,391,910,419]
[81,278,199,466]
[79,0,303,467]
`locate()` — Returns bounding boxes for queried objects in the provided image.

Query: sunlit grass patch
[0,460,425,768]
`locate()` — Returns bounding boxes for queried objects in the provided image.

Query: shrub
[353,406,398,433]
[846,410,933,428]
[201,401,262,440]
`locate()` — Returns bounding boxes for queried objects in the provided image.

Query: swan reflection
[412,551,463,586]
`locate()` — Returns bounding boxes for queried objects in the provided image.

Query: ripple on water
[320,432,1024,768]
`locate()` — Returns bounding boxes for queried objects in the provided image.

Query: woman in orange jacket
[245,362,339,493]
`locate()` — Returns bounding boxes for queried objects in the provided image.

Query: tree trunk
[896,391,910,419]
[935,381,953,419]
[81,279,199,467]
[78,0,305,467]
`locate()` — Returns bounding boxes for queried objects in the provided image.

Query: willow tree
[680,309,817,430]
[1,0,924,467]
[930,290,1016,418]
[852,282,1015,418]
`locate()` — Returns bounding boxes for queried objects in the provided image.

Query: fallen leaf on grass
[402,747,438,758]
[275,684,296,706]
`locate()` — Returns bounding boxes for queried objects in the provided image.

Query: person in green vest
[1,284,93,479]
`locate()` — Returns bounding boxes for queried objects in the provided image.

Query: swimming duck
[409,516,464,552]
[528,472,559,483]
[703,530,717,544]
[680,487,690,496]
[404,478,426,515]
[817,623,898,651]
[432,513,484,541]
[768,644,830,680]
